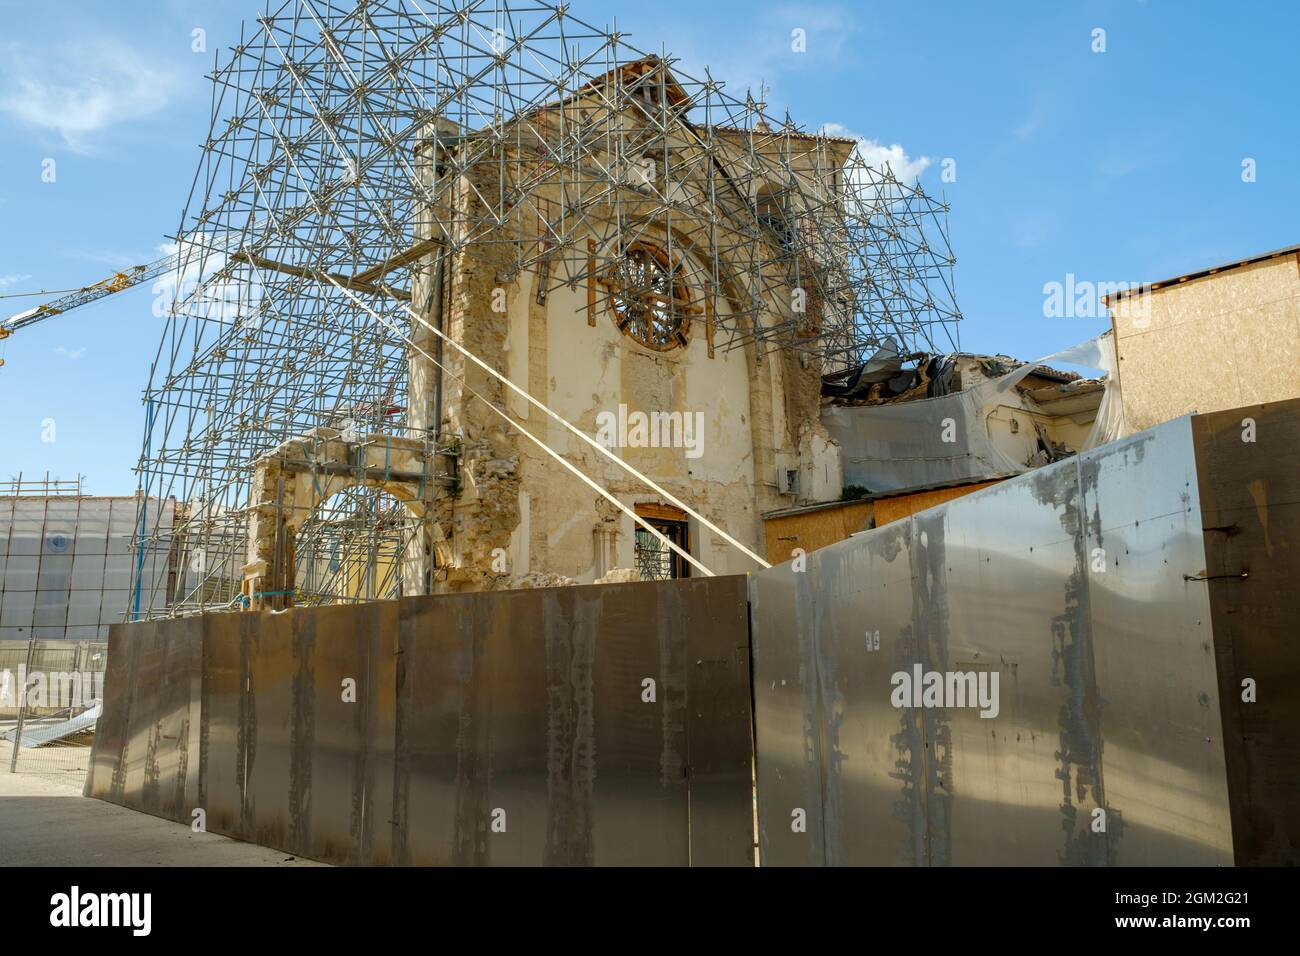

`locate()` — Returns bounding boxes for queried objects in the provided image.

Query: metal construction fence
[68,400,1300,866]
[2,639,107,782]
[85,577,755,866]
[750,402,1299,867]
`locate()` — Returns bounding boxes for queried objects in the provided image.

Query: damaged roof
[823,346,1093,407]
[1021,377,1106,416]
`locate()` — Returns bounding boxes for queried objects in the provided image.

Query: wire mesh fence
[1,639,106,786]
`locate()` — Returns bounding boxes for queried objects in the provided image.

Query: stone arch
[242,427,437,609]
[295,485,421,604]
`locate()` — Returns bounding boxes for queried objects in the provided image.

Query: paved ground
[0,746,324,867]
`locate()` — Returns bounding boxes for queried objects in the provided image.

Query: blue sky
[0,0,1295,495]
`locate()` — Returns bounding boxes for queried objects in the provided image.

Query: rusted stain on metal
[543,587,596,865]
[1057,459,1115,865]
[88,576,752,867]
[289,610,315,856]
[912,509,952,867]
[752,417,1228,866]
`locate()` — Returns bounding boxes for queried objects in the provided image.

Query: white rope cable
[237,58,763,573]
[322,273,716,578]
[332,280,771,570]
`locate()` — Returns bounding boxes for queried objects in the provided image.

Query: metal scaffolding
[133,0,961,616]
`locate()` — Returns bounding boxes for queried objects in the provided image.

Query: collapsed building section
[759,334,1125,562]
[822,333,1124,495]
[133,0,962,615]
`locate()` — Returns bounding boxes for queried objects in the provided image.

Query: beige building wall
[509,244,766,583]
[417,107,850,590]
[1108,251,1300,433]
[432,228,817,588]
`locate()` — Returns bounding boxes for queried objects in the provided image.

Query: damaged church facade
[74,1,1300,868]
[404,63,856,591]
[140,11,961,615]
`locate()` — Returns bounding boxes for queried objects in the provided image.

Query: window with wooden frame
[633,502,691,580]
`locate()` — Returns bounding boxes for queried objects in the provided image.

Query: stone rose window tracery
[606,241,692,351]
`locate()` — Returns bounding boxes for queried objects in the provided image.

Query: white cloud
[0,38,178,150]
[821,124,932,184]
[70,249,157,269]
[0,273,33,290]
[775,3,860,54]
[54,346,86,360]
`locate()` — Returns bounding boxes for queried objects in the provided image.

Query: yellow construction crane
[0,225,410,368]
[0,251,183,366]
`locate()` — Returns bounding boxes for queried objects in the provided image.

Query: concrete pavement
[0,768,325,867]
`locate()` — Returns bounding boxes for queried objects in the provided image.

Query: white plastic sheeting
[0,497,174,640]
[823,332,1128,494]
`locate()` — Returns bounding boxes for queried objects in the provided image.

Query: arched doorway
[294,486,421,604]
